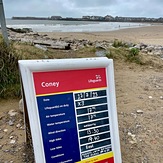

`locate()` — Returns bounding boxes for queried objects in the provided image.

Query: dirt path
[0,61,162,163]
[115,62,163,162]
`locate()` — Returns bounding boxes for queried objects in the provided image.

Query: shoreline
[38,24,163,45]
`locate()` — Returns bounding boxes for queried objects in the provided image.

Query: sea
[5,19,150,33]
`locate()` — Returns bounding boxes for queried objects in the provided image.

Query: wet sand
[40,24,163,45]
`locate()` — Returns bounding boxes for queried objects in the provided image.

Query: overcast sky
[3,0,163,18]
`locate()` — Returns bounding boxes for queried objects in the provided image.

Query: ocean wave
[6,20,150,33]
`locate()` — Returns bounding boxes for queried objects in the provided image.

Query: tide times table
[18,57,122,163]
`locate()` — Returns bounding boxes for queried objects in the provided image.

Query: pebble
[160,96,163,99]
[16,124,21,128]
[129,140,137,144]
[131,113,137,118]
[136,109,144,114]
[136,124,141,128]
[128,132,137,144]
[128,132,133,136]
[9,136,14,139]
[8,110,18,117]
[128,132,136,138]
[8,120,14,126]
[10,139,16,144]
[3,129,8,132]
[148,96,153,99]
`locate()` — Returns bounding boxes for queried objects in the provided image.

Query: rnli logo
[88,74,102,83]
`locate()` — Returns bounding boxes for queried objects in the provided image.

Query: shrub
[105,50,114,59]
[126,48,143,64]
[129,48,139,56]
[0,36,21,98]
[112,39,128,48]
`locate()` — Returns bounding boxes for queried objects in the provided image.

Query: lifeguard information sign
[18,57,121,163]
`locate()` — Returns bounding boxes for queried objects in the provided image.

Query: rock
[131,113,137,118]
[154,46,163,51]
[3,129,8,132]
[23,153,26,156]
[8,120,14,126]
[95,50,107,57]
[140,43,147,49]
[33,40,53,46]
[136,124,141,128]
[51,42,71,50]
[16,124,21,128]
[134,44,141,50]
[141,49,148,53]
[126,42,134,48]
[20,38,33,43]
[128,132,132,136]
[10,139,16,144]
[153,51,162,56]
[128,132,137,144]
[160,96,163,100]
[148,96,153,99]
[146,45,154,52]
[34,44,47,51]
[95,44,107,50]
[136,109,143,114]
[8,27,32,33]
[129,140,137,144]
[8,110,17,117]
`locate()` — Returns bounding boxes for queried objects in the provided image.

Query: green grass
[112,39,129,48]
[105,47,144,65]
[1,36,161,98]
[125,48,144,65]
[0,36,21,98]
[0,37,96,98]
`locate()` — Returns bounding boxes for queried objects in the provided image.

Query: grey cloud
[71,0,116,8]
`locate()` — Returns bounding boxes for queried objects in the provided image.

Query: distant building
[82,16,91,20]
[82,16,104,21]
[90,16,104,20]
[51,16,62,20]
[104,15,114,21]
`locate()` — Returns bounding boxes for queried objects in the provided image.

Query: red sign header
[33,68,107,95]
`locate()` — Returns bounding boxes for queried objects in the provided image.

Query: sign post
[19,57,121,163]
[0,0,9,45]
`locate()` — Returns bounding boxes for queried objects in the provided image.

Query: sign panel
[18,57,121,163]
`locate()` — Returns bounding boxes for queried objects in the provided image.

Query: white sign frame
[19,57,122,163]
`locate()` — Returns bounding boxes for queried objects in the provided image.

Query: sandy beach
[40,24,163,45]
